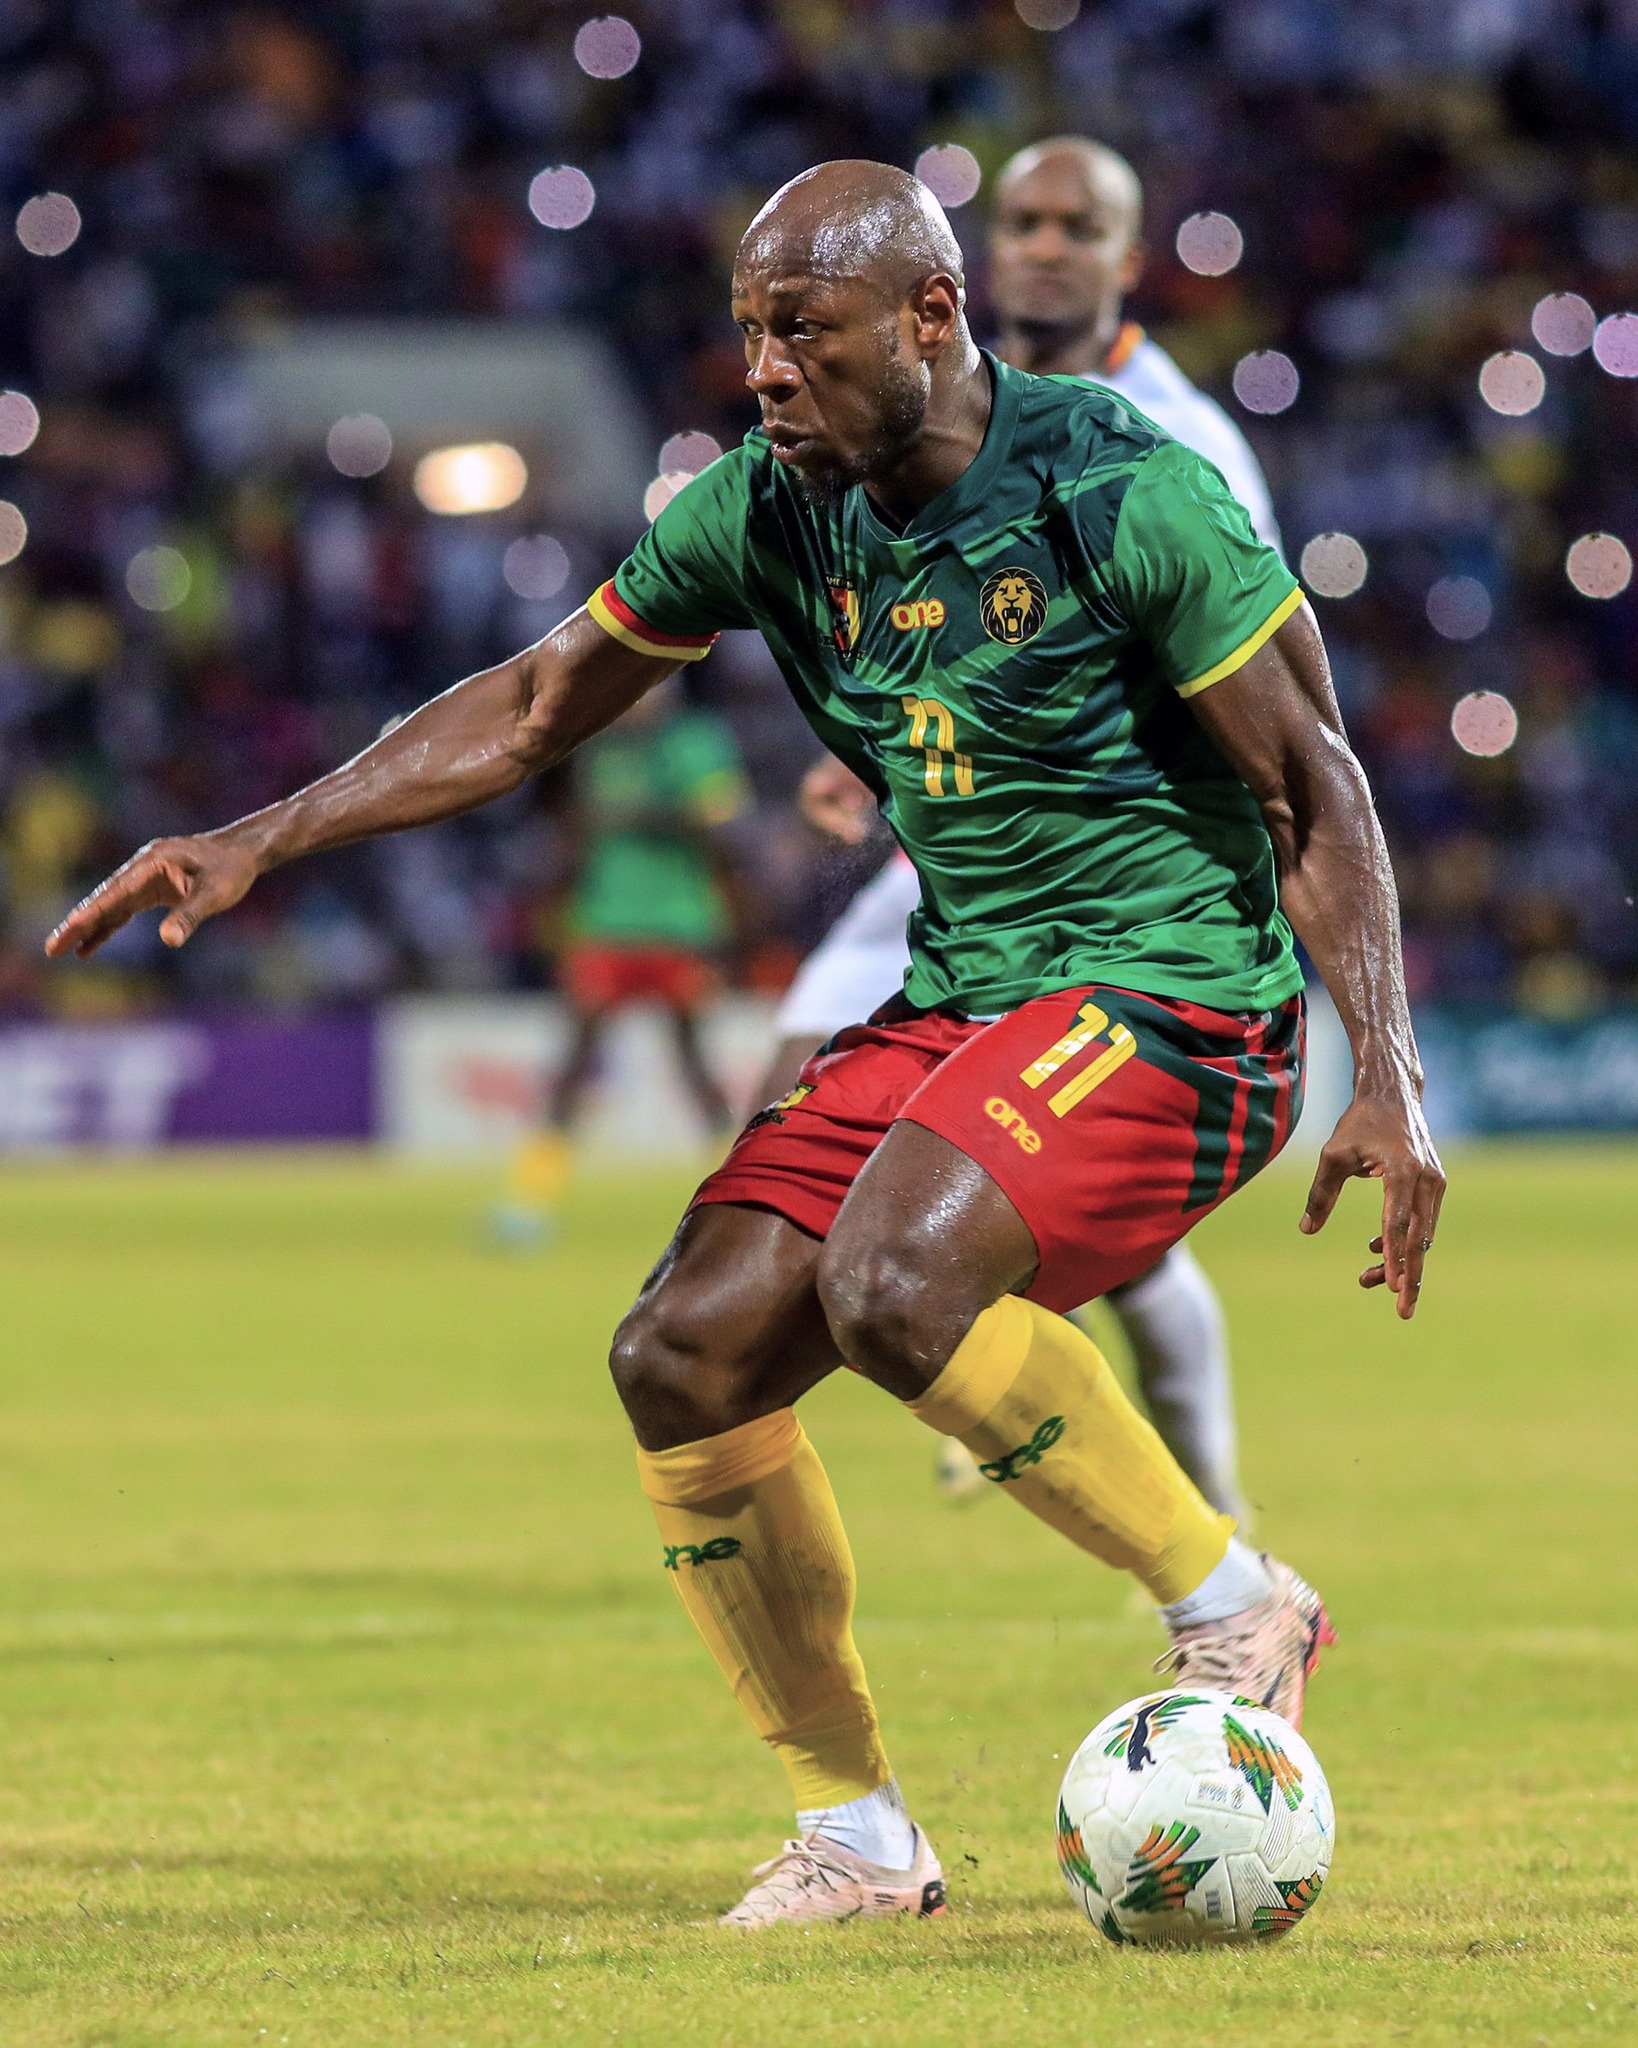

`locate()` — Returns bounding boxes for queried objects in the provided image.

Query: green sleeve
[604,447,758,644]
[1108,441,1302,697]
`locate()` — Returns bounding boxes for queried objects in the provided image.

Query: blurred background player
[759,135,1272,1522]
[496,683,749,1241]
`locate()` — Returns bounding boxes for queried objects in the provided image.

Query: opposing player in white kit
[764,136,1279,1523]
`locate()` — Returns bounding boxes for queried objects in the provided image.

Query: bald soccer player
[50,162,1442,1931]
[767,137,1280,1522]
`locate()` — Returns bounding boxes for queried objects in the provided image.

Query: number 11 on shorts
[1019,1000,1138,1118]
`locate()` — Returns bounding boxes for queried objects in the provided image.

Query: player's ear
[910,273,963,354]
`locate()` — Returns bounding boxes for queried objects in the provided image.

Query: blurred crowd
[2,0,1638,1019]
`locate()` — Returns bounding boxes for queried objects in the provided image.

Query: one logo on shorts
[979,565,1049,646]
[890,597,945,631]
[984,1095,1041,1154]
[825,577,860,660]
[663,1537,743,1570]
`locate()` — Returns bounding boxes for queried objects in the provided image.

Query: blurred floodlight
[15,192,81,257]
[914,146,982,211]
[0,501,26,565]
[1478,349,1545,416]
[414,442,528,515]
[1565,531,1633,599]
[1231,350,1300,415]
[1015,0,1081,26]
[326,413,394,477]
[644,471,694,522]
[1176,212,1243,277]
[529,166,596,230]
[574,16,641,78]
[0,390,41,456]
[126,545,192,612]
[1451,691,1518,757]
[1531,292,1596,357]
[658,430,722,475]
[503,533,571,601]
[1426,574,1492,640]
[1592,312,1638,377]
[1299,532,1368,598]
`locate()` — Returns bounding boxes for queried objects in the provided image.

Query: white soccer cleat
[718,1825,947,1929]
[1154,1555,1336,1731]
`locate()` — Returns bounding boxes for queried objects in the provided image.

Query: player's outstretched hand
[798,756,875,845]
[45,834,261,960]
[1299,1092,1445,1319]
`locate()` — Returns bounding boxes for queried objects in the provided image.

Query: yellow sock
[909,1296,1232,1604]
[636,1411,891,1809]
[508,1130,570,1205]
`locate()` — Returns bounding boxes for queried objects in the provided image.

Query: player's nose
[745,335,802,399]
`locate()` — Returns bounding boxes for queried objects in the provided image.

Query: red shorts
[561,943,718,1011]
[693,984,1305,1312]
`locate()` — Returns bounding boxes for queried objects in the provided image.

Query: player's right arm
[49,447,756,962]
[45,614,685,958]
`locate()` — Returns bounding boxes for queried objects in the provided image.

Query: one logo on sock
[977,1414,1065,1484]
[662,1537,743,1570]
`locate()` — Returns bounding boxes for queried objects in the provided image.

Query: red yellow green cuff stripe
[588,580,718,662]
[1176,584,1305,699]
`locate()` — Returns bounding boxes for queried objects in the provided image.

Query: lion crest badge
[980,565,1049,646]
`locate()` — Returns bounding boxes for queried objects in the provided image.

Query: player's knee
[608,1287,756,1441]
[816,1238,946,1395]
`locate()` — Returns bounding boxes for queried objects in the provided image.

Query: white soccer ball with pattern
[1056,1688,1334,1946]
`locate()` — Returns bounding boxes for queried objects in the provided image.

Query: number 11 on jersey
[901,696,975,798]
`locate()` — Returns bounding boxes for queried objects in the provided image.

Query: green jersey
[568,707,748,949]
[589,353,1303,1015]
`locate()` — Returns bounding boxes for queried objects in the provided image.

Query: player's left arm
[1187,599,1445,1319]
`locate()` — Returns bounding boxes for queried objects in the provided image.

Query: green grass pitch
[0,1145,1632,2047]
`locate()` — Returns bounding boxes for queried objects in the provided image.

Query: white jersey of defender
[775,335,1280,1042]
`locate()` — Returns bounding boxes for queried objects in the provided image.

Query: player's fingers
[157,864,237,948]
[1359,1262,1388,1290]
[1299,1146,1354,1235]
[47,858,181,959]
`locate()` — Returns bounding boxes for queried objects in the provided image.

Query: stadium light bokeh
[503,535,572,602]
[529,167,596,230]
[1592,313,1638,376]
[125,546,192,613]
[1478,350,1545,416]
[1232,351,1299,415]
[1176,213,1243,277]
[914,146,982,210]
[0,501,25,565]
[1426,575,1492,641]
[644,471,695,522]
[327,415,394,478]
[414,444,528,515]
[1451,691,1519,757]
[1565,532,1633,599]
[1531,292,1596,356]
[15,192,80,256]
[1014,0,1081,27]
[573,16,641,79]
[658,431,722,475]
[0,390,41,457]
[1300,532,1368,599]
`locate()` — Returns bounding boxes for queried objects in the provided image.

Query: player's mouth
[762,423,823,465]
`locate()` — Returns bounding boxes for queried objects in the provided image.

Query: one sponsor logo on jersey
[984,1094,1041,1153]
[890,597,945,631]
[663,1537,743,1570]
[825,577,861,660]
[979,565,1049,646]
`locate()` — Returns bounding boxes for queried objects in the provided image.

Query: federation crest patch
[980,565,1049,646]
[825,577,861,660]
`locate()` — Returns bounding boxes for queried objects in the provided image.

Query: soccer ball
[1056,1688,1334,1946]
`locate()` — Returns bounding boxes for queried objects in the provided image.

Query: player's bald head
[996,136,1143,247]
[736,160,966,305]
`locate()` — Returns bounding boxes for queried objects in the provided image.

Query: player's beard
[789,353,929,509]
